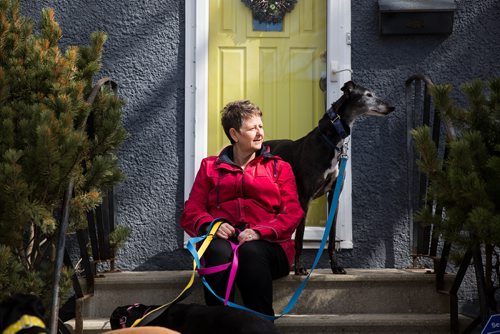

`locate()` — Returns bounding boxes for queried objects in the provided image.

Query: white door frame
[184,0,352,249]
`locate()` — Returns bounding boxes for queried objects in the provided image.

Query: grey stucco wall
[21,1,500,278]
[21,0,190,270]
[335,0,500,271]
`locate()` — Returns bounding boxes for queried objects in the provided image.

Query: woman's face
[231,115,264,153]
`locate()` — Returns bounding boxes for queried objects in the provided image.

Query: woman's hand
[238,228,260,245]
[215,222,236,239]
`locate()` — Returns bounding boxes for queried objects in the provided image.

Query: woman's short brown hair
[221,100,262,144]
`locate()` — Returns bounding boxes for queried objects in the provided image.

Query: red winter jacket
[180,146,304,267]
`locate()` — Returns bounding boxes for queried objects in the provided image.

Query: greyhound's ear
[341,81,355,94]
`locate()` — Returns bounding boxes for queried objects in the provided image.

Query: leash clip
[340,139,350,159]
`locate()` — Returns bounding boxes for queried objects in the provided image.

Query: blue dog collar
[326,108,348,139]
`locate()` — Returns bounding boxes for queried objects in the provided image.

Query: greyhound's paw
[331,266,346,275]
[294,267,309,276]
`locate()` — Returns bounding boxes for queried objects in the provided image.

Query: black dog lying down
[0,294,73,334]
[110,303,279,334]
[0,294,48,334]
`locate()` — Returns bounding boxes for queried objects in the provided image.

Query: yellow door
[208,0,327,227]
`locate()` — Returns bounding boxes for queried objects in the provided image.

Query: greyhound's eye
[366,93,373,97]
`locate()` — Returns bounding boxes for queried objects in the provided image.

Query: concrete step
[277,313,471,334]
[81,269,453,319]
[66,313,472,334]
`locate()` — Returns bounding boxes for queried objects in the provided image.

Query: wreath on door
[242,0,298,24]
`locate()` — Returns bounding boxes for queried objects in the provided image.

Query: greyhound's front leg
[327,192,346,275]
[327,232,346,274]
[294,219,308,275]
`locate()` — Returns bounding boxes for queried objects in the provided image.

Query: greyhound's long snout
[385,105,396,114]
[368,104,395,116]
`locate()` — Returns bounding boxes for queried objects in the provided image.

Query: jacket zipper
[216,170,221,208]
[241,166,245,199]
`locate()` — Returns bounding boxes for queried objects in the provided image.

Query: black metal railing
[51,78,118,334]
[406,74,444,262]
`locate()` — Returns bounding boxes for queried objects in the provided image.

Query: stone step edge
[276,314,471,327]
[65,313,470,331]
[89,269,453,286]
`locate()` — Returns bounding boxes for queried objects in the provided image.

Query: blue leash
[187,154,349,321]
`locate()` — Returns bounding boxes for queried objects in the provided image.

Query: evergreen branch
[26,221,35,267]
[109,225,131,254]
[411,126,441,175]
[32,234,52,270]
[13,242,30,272]
[40,8,61,47]
[428,84,459,140]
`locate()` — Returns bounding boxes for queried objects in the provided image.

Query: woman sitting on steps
[180,100,304,317]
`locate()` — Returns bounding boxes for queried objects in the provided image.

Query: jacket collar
[217,145,275,167]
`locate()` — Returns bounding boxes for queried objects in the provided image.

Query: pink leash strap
[224,242,240,305]
[197,262,231,275]
[196,240,241,306]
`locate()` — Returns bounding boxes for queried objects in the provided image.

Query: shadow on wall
[135,249,193,271]
[137,249,335,272]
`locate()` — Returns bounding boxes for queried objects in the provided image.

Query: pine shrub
[0,0,127,305]
[412,77,500,312]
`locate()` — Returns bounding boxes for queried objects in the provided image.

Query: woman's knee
[203,239,233,264]
[238,241,290,278]
[237,241,271,265]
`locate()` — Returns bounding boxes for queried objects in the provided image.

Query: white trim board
[184,0,352,249]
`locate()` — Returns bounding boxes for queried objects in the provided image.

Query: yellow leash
[131,220,222,327]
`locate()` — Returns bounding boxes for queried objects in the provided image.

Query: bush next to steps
[0,0,128,307]
[412,77,500,313]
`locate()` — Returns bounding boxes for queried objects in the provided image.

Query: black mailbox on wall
[378,0,456,35]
